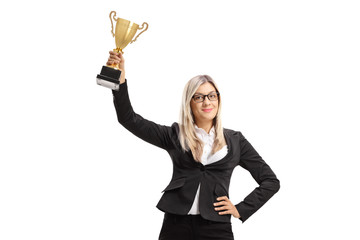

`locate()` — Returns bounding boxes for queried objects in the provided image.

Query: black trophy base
[96,66,121,90]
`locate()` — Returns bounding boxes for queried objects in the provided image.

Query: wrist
[119,71,126,84]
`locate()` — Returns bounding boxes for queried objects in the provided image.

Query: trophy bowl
[110,11,148,55]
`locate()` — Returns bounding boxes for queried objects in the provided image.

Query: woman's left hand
[214,196,241,218]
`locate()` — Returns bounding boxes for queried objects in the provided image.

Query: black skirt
[159,212,234,240]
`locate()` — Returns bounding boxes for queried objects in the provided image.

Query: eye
[193,95,204,101]
[208,93,218,100]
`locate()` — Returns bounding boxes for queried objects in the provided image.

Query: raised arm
[109,51,175,150]
[235,133,280,223]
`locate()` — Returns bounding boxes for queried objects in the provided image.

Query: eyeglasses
[192,92,220,103]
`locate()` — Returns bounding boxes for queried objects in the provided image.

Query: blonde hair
[179,75,226,162]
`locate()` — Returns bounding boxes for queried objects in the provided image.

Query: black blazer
[112,80,280,223]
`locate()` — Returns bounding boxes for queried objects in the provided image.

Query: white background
[1,0,359,239]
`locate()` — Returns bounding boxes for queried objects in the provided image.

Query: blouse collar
[195,124,215,137]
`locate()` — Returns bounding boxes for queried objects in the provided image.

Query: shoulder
[171,122,179,131]
[223,127,245,140]
[170,122,180,138]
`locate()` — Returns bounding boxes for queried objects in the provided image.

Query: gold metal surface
[109,11,148,54]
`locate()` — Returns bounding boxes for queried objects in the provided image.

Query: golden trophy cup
[97,11,148,90]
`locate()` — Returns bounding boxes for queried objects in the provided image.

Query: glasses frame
[192,91,220,103]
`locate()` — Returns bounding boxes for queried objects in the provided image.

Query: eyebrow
[194,91,217,95]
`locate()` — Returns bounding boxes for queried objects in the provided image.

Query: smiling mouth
[202,109,213,112]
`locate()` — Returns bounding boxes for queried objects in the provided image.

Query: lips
[202,109,213,113]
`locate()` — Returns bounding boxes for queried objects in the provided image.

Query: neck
[195,120,213,134]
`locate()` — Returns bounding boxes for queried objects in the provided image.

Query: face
[190,82,219,125]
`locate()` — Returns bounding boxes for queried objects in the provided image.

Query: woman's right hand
[107,50,126,84]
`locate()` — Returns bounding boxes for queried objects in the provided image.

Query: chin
[202,116,216,122]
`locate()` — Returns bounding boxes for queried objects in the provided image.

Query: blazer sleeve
[112,80,175,150]
[235,133,280,223]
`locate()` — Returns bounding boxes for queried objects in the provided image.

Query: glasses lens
[193,95,204,102]
[208,93,218,101]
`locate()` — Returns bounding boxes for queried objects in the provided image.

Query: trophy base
[96,66,121,90]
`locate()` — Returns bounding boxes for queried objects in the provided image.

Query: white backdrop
[1,0,359,239]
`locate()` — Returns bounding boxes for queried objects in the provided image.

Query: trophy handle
[109,11,118,38]
[130,22,149,44]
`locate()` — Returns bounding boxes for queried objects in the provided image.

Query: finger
[214,206,223,211]
[109,50,122,56]
[216,196,229,201]
[218,210,233,215]
[214,205,231,211]
[213,201,229,206]
[109,55,121,60]
[106,60,119,66]
[109,58,120,63]
[109,59,120,63]
[109,51,122,60]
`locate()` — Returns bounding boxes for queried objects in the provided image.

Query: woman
[107,51,280,240]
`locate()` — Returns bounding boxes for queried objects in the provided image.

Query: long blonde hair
[179,75,226,162]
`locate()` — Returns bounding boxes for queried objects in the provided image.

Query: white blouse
[187,125,228,215]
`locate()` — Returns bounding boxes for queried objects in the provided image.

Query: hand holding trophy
[96,11,148,90]
[107,50,125,84]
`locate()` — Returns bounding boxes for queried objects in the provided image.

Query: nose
[202,96,211,105]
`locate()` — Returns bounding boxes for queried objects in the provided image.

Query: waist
[164,212,227,225]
